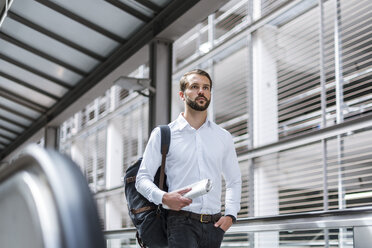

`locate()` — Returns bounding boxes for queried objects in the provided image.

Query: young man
[136,69,242,248]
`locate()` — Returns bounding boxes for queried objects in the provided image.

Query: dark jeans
[167,213,225,248]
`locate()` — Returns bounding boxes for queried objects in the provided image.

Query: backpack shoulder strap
[158,125,170,190]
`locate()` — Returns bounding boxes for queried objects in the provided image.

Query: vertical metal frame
[247,1,255,246]
[93,131,98,192]
[334,0,344,124]
[333,0,346,213]
[149,39,172,134]
[319,3,329,247]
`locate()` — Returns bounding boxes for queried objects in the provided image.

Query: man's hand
[214,216,233,232]
[162,188,192,211]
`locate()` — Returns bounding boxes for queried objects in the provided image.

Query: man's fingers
[214,218,222,228]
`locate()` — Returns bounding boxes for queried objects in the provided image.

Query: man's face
[180,74,211,111]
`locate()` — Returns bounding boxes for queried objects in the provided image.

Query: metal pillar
[149,39,172,134]
[44,126,58,149]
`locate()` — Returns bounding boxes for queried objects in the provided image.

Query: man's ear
[179,91,185,101]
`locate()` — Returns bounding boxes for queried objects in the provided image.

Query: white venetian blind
[214,44,250,155]
[338,0,372,120]
[261,0,290,17]
[120,98,149,173]
[276,0,372,138]
[327,128,372,210]
[276,3,323,138]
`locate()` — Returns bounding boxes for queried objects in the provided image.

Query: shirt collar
[175,113,211,131]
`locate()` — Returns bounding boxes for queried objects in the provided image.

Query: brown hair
[179,69,213,92]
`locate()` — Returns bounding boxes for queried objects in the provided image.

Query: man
[136,69,242,248]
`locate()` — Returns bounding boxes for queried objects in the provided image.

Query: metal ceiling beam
[0,124,21,136]
[0,53,72,89]
[104,0,151,22]
[0,115,28,129]
[134,0,161,13]
[0,86,47,113]
[7,11,105,61]
[0,0,200,160]
[34,0,126,43]
[0,133,13,142]
[0,103,34,122]
[0,141,9,147]
[0,71,60,100]
[0,32,86,76]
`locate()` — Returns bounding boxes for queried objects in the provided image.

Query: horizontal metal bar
[0,124,20,136]
[0,103,34,121]
[239,112,372,161]
[230,207,372,233]
[134,0,161,13]
[0,71,60,100]
[104,207,372,240]
[0,32,86,75]
[0,115,27,129]
[0,86,47,113]
[104,0,151,22]
[7,11,105,61]
[0,140,9,147]
[34,0,125,43]
[104,228,136,240]
[0,133,14,142]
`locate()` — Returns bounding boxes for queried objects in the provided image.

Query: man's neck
[183,108,207,130]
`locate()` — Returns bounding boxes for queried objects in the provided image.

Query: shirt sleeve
[135,127,166,205]
[222,132,242,218]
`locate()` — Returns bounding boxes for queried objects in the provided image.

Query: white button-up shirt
[136,114,242,217]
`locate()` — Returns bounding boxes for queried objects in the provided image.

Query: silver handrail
[104,207,372,239]
[230,207,372,233]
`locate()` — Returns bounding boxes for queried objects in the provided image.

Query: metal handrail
[104,207,372,239]
[230,207,372,233]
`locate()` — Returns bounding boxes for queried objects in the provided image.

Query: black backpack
[124,125,170,248]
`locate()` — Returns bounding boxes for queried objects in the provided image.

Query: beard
[185,95,211,111]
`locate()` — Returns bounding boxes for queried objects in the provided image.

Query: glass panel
[0,108,32,126]
[0,73,56,107]
[50,0,145,38]
[215,0,250,42]
[0,96,41,119]
[261,0,290,17]
[0,39,82,85]
[0,128,17,140]
[10,0,120,57]
[1,18,100,73]
[272,4,323,138]
[327,128,372,209]
[0,119,24,133]
[339,0,372,120]
[214,43,249,155]
[254,141,324,216]
[0,59,68,97]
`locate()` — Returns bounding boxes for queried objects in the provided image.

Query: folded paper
[163,179,212,209]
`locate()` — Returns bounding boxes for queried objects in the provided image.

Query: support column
[105,118,124,234]
[252,25,279,248]
[44,126,58,149]
[149,39,173,134]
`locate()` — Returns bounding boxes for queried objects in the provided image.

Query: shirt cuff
[225,214,237,223]
[152,189,166,205]
[224,209,238,220]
